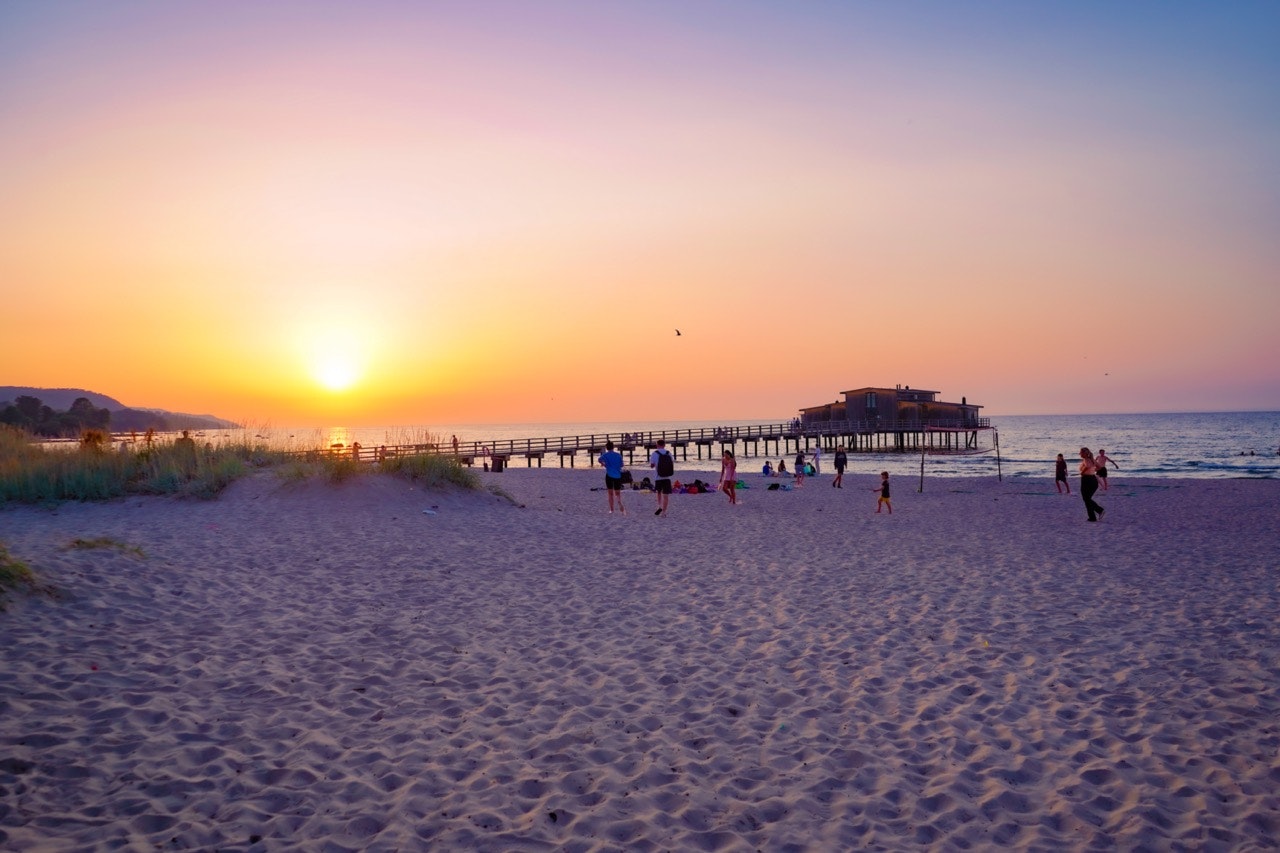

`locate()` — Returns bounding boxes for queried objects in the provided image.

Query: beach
[1,468,1277,851]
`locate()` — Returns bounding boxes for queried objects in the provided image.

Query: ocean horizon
[183,411,1280,481]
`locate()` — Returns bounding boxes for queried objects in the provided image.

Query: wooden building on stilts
[798,385,989,453]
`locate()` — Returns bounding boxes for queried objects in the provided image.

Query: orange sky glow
[3,2,1278,426]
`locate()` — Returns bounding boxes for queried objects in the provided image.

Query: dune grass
[67,537,146,558]
[378,452,480,490]
[0,541,37,609]
[0,426,481,504]
[0,426,285,503]
[271,450,480,489]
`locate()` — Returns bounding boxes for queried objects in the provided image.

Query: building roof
[840,386,940,396]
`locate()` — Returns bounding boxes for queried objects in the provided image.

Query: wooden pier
[313,418,994,470]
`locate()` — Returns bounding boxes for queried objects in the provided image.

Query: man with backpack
[649,439,675,516]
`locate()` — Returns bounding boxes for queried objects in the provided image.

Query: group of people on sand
[598,439,892,516]
[760,444,853,487]
[1056,448,1119,522]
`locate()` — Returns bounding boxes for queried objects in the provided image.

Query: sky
[3,1,1278,426]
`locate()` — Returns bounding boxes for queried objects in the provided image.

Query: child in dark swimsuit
[875,471,892,514]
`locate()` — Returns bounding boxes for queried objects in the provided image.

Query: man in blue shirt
[600,440,626,514]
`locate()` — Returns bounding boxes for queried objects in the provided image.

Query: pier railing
[298,417,993,468]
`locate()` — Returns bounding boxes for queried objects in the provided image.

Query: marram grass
[0,426,480,504]
[0,541,36,608]
[67,537,146,558]
[378,452,480,490]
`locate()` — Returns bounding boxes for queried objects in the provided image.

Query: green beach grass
[0,426,480,504]
[0,541,36,608]
[66,537,146,558]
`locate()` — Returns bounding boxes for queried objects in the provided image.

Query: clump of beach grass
[274,451,473,487]
[1,426,485,504]
[271,452,372,485]
[0,425,287,504]
[379,452,480,490]
[0,541,37,609]
[66,537,145,558]
[321,454,363,484]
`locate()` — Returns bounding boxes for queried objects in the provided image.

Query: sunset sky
[3,1,1277,426]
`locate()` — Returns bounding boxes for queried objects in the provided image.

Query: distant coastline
[0,386,239,433]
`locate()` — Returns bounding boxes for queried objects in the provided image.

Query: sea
[187,411,1280,481]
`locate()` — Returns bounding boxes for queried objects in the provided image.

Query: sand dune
[2,468,1277,850]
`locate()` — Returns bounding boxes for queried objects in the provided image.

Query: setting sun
[2,2,1277,425]
[301,324,368,394]
[313,354,360,392]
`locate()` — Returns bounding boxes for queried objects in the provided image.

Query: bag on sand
[656,450,674,478]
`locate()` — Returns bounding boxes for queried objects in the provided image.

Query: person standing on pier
[600,440,626,514]
[650,439,675,516]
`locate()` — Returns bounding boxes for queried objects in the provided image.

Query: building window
[866,392,877,410]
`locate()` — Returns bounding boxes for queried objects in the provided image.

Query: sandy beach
[1,467,1277,851]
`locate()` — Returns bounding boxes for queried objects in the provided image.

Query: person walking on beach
[174,430,198,474]
[874,471,892,514]
[650,439,674,516]
[720,449,738,505]
[833,445,848,488]
[1055,453,1071,494]
[794,450,806,487]
[1079,447,1105,521]
[1095,448,1119,490]
[600,440,626,514]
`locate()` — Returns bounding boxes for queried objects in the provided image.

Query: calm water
[193,411,1280,480]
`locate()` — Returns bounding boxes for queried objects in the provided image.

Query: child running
[875,471,892,514]
[1055,453,1071,494]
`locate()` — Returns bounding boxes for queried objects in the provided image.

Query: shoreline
[71,408,1279,482]
[2,470,1278,849]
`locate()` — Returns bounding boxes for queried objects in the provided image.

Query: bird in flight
[675,329,682,336]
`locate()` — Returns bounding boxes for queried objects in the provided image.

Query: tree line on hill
[0,395,186,438]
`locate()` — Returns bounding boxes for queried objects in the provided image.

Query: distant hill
[0,387,127,411]
[0,386,240,431]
